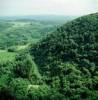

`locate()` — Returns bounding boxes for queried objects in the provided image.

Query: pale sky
[0,0,98,16]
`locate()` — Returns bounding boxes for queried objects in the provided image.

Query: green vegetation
[0,20,55,49]
[0,50,16,63]
[0,13,98,100]
[0,17,68,49]
[30,13,98,99]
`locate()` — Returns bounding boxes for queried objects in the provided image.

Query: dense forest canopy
[31,13,98,73]
[0,13,98,100]
[30,13,98,99]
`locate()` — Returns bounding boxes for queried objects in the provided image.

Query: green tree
[9,78,30,100]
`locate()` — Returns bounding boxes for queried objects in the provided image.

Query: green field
[0,50,16,63]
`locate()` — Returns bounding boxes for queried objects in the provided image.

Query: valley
[0,14,98,100]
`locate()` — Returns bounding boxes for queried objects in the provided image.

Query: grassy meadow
[0,50,16,63]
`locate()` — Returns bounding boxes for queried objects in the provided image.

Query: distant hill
[0,15,76,22]
[0,15,75,49]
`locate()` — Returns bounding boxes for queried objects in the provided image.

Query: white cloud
[0,0,98,16]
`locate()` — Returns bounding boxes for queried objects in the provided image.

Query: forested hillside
[31,13,98,73]
[30,13,98,99]
[0,13,98,100]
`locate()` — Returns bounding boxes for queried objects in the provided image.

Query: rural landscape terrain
[0,16,73,62]
[0,13,98,100]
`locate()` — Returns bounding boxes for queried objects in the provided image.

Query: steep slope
[29,13,98,99]
[31,13,98,75]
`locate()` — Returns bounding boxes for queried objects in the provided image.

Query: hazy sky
[0,0,98,16]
